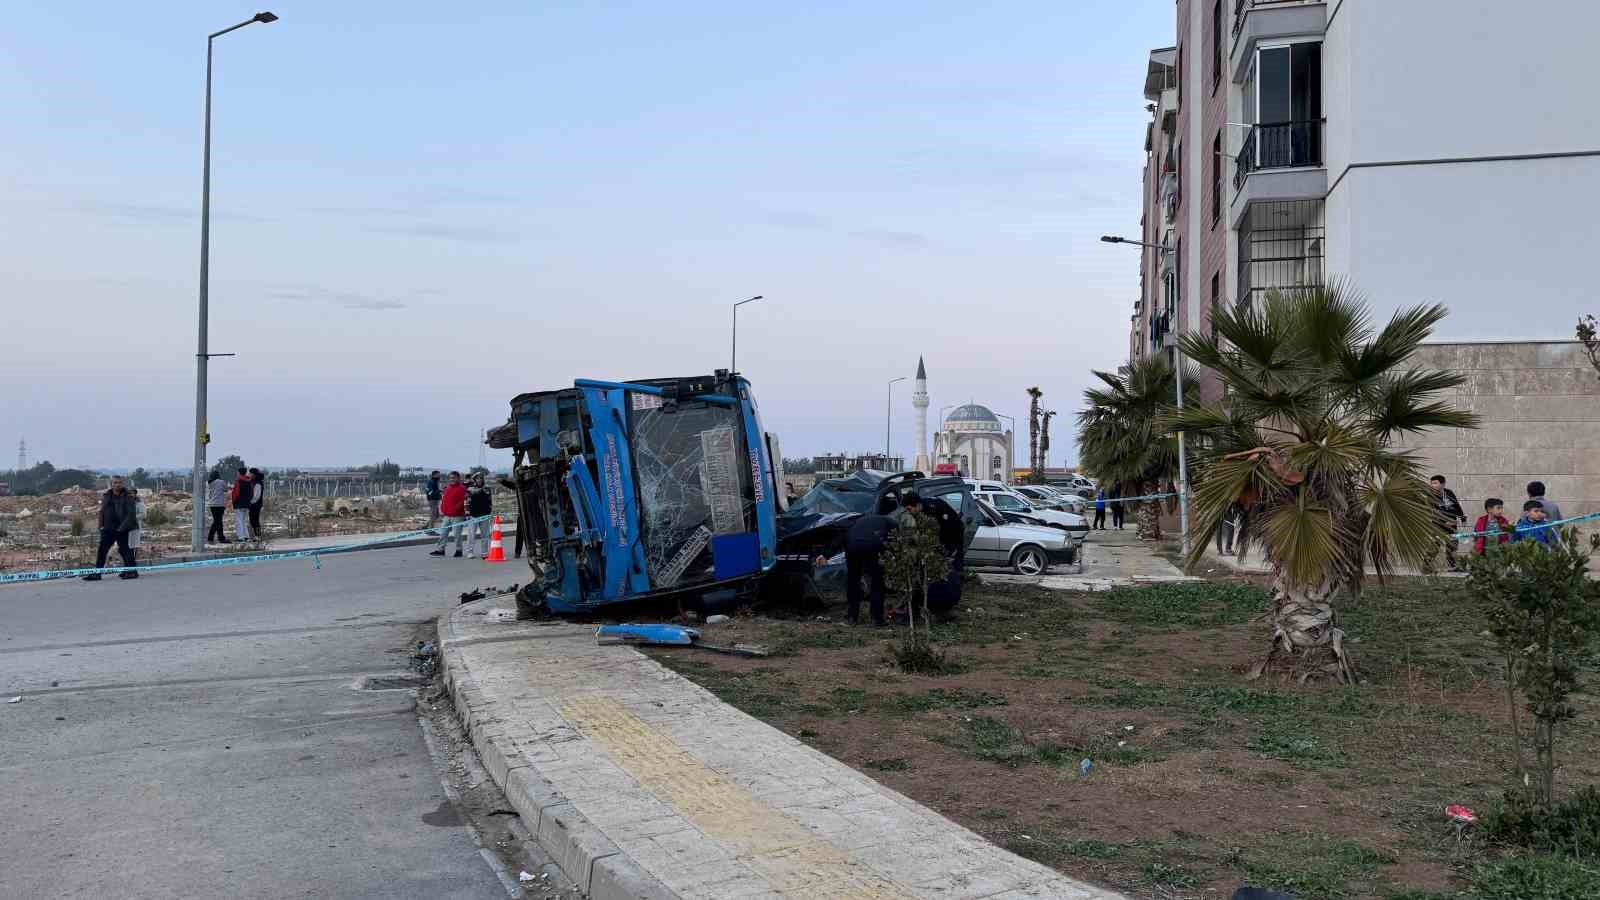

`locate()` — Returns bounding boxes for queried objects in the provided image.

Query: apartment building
[1125,0,1600,516]
[1130,0,1600,357]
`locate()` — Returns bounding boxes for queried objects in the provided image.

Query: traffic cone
[485,515,507,563]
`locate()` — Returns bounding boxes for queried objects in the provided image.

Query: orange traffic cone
[485,515,507,563]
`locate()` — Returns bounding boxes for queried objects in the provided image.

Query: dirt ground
[646,577,1600,899]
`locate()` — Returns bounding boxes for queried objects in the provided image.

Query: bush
[143,506,171,527]
[69,516,85,537]
[1483,787,1600,859]
[1466,534,1600,808]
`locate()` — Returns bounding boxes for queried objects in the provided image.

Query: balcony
[1236,199,1324,313]
[1230,1,1326,83]
[1231,121,1327,227]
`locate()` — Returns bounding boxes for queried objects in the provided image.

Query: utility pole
[191,11,277,551]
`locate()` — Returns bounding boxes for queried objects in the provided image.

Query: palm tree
[1077,356,1192,540]
[1165,283,1477,682]
[1026,387,1043,483]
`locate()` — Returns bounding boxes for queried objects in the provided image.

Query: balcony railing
[1233,0,1317,39]
[1233,120,1323,189]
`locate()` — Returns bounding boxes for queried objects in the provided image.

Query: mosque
[910,357,1014,484]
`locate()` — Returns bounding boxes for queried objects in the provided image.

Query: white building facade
[1131,0,1600,360]
[932,404,1014,484]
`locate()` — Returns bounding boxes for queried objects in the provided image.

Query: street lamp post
[1099,234,1190,557]
[729,295,763,373]
[885,377,906,465]
[191,10,277,552]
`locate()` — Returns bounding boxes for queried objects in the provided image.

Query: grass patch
[886,687,1007,714]
[862,757,910,772]
[1094,581,1267,631]
[1247,720,1348,768]
[1467,853,1600,900]
[951,715,1152,769]
[1239,833,1397,898]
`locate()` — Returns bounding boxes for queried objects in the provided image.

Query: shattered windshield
[628,395,752,588]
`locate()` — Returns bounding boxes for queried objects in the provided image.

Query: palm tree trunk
[1135,481,1162,540]
[1252,571,1357,683]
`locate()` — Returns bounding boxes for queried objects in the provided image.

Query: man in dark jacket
[465,473,493,558]
[844,510,897,626]
[425,471,443,528]
[1430,475,1466,571]
[247,468,266,540]
[83,476,139,581]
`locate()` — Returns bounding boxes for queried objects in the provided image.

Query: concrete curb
[436,616,674,900]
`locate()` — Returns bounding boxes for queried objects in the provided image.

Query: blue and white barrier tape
[1087,491,1180,505]
[0,515,499,585]
[1448,510,1600,541]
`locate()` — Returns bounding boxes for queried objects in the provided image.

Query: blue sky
[2,2,1171,471]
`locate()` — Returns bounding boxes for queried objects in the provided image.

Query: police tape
[1448,510,1600,541]
[1088,491,1180,505]
[0,515,499,585]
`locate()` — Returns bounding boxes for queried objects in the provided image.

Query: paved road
[0,547,523,899]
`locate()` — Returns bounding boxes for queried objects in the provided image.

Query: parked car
[1013,485,1087,515]
[1046,475,1096,498]
[967,499,1076,574]
[963,480,1090,539]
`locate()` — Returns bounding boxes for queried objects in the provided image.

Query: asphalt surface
[0,547,526,899]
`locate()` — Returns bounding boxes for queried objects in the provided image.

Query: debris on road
[596,623,769,657]
[704,614,731,624]
[485,608,517,623]
[410,641,439,679]
[6,696,20,704]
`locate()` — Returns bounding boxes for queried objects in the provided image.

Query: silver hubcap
[1016,549,1044,575]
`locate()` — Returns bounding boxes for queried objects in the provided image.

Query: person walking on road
[1092,489,1107,530]
[247,468,266,542]
[1527,480,1564,524]
[230,467,253,541]
[425,470,443,528]
[1109,487,1125,530]
[429,472,468,558]
[82,476,139,581]
[206,470,230,544]
[465,473,493,558]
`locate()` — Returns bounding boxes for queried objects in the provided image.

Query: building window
[1211,130,1222,226]
[1237,199,1325,311]
[1211,0,1222,90]
[1210,272,1220,334]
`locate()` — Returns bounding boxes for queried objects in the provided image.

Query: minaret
[911,356,930,472]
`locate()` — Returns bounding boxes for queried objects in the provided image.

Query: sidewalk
[439,598,1125,900]
[982,526,1199,592]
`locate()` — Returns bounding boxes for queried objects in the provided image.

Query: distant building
[933,404,1014,484]
[814,453,905,480]
[911,357,931,473]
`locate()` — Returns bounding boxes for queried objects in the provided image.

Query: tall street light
[729,295,763,373]
[1099,234,1190,558]
[885,377,906,465]
[192,11,278,552]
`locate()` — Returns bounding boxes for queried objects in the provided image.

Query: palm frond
[1261,492,1338,588]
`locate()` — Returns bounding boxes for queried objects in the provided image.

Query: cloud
[367,222,521,244]
[91,202,267,224]
[760,210,934,250]
[267,285,408,311]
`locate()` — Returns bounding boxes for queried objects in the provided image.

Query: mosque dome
[944,404,1003,431]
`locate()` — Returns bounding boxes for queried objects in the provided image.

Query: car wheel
[1010,544,1047,576]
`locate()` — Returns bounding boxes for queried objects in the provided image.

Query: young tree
[1577,314,1600,380]
[1166,282,1477,681]
[880,511,950,671]
[1077,356,1194,541]
[1468,534,1600,809]
[214,454,246,476]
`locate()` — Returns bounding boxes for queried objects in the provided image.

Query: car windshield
[990,494,1026,511]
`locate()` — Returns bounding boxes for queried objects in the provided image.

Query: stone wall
[1399,341,1600,522]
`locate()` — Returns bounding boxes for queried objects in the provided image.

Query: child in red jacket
[1473,497,1511,556]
